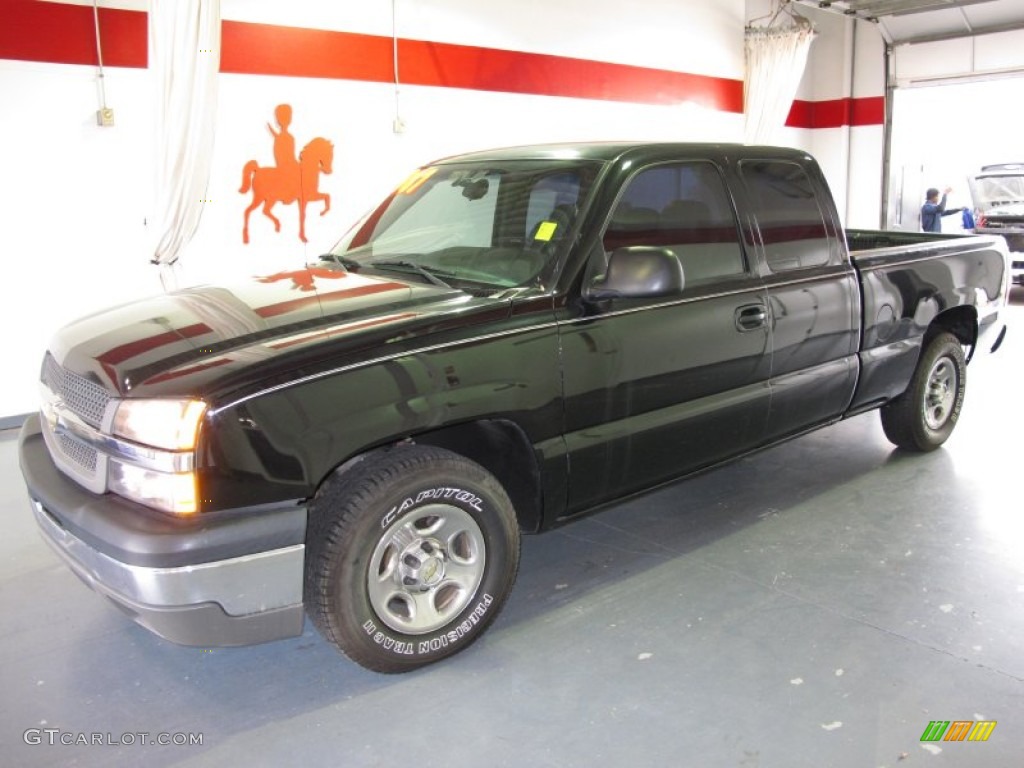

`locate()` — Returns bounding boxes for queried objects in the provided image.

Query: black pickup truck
[19,143,1011,672]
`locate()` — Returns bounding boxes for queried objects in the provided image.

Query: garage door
[791,0,1024,231]
[884,5,1024,231]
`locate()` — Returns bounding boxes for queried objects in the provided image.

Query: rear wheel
[305,445,520,673]
[880,332,966,452]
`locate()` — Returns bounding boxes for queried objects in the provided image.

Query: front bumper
[19,414,307,646]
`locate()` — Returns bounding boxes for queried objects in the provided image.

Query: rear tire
[305,445,520,673]
[880,332,966,452]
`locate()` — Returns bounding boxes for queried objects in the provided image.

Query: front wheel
[304,445,520,673]
[880,331,966,452]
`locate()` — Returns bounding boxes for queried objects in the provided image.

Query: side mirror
[588,246,684,300]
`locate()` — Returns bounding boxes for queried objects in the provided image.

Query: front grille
[41,353,113,428]
[56,432,98,472]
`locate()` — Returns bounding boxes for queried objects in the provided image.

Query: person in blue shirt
[921,187,964,232]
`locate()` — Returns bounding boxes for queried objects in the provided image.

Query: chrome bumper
[31,498,305,646]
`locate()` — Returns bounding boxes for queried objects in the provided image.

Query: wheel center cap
[421,557,443,586]
[399,540,446,588]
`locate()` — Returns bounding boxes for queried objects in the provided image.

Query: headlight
[112,399,207,451]
[108,460,198,515]
[108,398,206,514]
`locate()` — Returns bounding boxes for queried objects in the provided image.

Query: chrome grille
[41,353,112,428]
[56,432,98,472]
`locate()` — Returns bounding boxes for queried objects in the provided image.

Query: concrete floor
[2,288,1022,768]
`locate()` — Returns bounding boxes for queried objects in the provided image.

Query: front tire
[305,445,520,673]
[880,331,966,452]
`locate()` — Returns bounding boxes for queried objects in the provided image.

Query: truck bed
[845,228,1008,274]
[842,227,1010,415]
[846,227,970,254]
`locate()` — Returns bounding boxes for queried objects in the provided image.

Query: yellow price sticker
[534,221,558,242]
[396,167,438,195]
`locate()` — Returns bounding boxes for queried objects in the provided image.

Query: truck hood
[49,266,498,398]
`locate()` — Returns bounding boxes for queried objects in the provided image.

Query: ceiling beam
[791,0,997,22]
[889,19,1024,44]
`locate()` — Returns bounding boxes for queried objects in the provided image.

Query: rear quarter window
[739,160,837,272]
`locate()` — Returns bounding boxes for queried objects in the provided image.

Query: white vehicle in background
[970,163,1024,285]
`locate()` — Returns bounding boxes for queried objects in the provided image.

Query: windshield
[971,174,1024,211]
[328,159,603,290]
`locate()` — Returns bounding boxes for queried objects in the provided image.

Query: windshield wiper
[319,254,456,288]
[368,260,455,288]
[320,253,362,271]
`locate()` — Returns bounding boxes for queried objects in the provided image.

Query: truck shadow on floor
[504,415,949,629]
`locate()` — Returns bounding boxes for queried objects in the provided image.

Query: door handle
[735,304,767,332]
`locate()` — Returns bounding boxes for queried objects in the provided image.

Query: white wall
[0,59,162,421]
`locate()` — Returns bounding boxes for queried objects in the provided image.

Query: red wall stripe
[221,20,742,111]
[220,21,395,84]
[786,96,885,129]
[0,0,146,68]
[851,96,885,126]
[1,1,880,126]
[396,37,741,109]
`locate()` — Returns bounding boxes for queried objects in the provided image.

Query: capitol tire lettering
[305,445,520,673]
[381,487,484,529]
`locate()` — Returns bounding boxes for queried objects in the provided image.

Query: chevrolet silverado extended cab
[19,143,1011,672]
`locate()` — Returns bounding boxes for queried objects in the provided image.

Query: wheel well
[409,420,543,534]
[926,306,977,351]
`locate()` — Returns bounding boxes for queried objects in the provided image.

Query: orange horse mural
[240,105,334,244]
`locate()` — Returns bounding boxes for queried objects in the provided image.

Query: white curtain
[744,18,816,145]
[149,0,221,288]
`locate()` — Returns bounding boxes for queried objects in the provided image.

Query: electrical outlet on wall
[96,108,115,127]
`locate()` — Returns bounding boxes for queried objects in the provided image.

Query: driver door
[558,159,772,515]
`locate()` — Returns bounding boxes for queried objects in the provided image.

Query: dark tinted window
[739,160,835,271]
[602,162,746,286]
